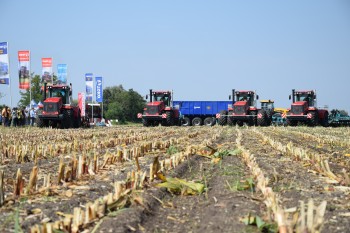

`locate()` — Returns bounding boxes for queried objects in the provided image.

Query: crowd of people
[1,106,36,127]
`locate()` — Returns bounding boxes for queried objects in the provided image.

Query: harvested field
[0,126,350,233]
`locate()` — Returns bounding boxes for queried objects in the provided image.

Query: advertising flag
[95,77,103,103]
[78,92,86,117]
[41,58,53,84]
[0,42,10,85]
[18,50,30,89]
[57,64,67,84]
[85,73,93,102]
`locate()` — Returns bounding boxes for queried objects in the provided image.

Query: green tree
[103,85,145,123]
[18,74,43,107]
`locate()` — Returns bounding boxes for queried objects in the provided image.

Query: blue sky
[1,0,350,111]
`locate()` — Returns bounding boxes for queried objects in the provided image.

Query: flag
[41,58,53,84]
[0,42,10,85]
[95,77,103,103]
[78,92,86,117]
[57,64,67,84]
[18,50,30,89]
[85,73,93,102]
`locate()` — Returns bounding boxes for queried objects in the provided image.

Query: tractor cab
[260,100,274,112]
[151,90,171,107]
[229,90,258,115]
[47,85,72,105]
[289,90,317,115]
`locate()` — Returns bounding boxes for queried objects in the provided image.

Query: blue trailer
[173,101,232,126]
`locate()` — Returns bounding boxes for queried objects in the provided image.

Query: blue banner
[0,42,10,85]
[85,73,93,102]
[95,77,103,103]
[57,64,67,84]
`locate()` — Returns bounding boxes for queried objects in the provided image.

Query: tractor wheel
[227,111,233,126]
[166,111,174,126]
[218,110,227,126]
[287,119,297,127]
[248,110,257,126]
[237,120,244,126]
[192,117,203,126]
[142,118,150,127]
[73,114,81,128]
[61,110,71,129]
[36,118,45,128]
[203,117,214,126]
[257,110,267,126]
[308,111,318,126]
[67,110,74,128]
[266,110,273,126]
[321,112,329,127]
[182,117,191,126]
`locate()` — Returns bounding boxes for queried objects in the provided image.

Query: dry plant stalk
[57,157,65,184]
[25,166,38,195]
[14,168,24,197]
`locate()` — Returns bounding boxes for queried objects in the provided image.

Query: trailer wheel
[218,110,227,126]
[142,118,150,127]
[308,111,318,126]
[257,109,267,126]
[192,117,202,126]
[166,111,174,126]
[203,117,214,126]
[182,117,191,126]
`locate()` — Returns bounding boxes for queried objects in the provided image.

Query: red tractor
[36,83,83,128]
[286,89,328,127]
[217,89,270,126]
[137,89,180,127]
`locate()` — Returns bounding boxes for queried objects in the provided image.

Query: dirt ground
[1,126,350,233]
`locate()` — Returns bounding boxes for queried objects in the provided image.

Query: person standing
[1,106,9,127]
[30,107,35,126]
[12,107,18,127]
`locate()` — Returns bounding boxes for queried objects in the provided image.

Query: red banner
[18,51,30,89]
[78,92,86,117]
[41,58,53,84]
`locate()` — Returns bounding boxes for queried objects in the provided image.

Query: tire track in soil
[242,128,350,233]
[93,129,263,233]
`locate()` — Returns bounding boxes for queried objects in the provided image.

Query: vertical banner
[18,50,30,89]
[57,64,67,84]
[41,58,53,84]
[0,42,10,85]
[78,92,86,117]
[85,73,93,102]
[95,77,103,103]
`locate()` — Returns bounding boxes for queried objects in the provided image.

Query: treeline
[15,75,146,123]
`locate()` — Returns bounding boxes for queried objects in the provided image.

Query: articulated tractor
[218,89,270,126]
[36,83,85,128]
[138,89,180,127]
[286,89,328,127]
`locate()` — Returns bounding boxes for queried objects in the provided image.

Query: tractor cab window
[50,89,68,104]
[154,94,170,106]
[237,93,253,106]
[296,94,314,106]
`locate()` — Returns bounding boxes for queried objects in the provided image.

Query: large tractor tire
[266,110,273,126]
[287,119,297,127]
[182,117,191,126]
[257,109,267,126]
[61,110,72,129]
[308,111,318,126]
[192,117,203,126]
[166,111,174,126]
[248,110,257,126]
[321,112,329,127]
[142,118,150,127]
[36,117,45,128]
[203,117,214,126]
[218,110,227,126]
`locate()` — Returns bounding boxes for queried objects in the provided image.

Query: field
[1,126,350,233]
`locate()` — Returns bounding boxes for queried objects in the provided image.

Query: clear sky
[1,0,350,111]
